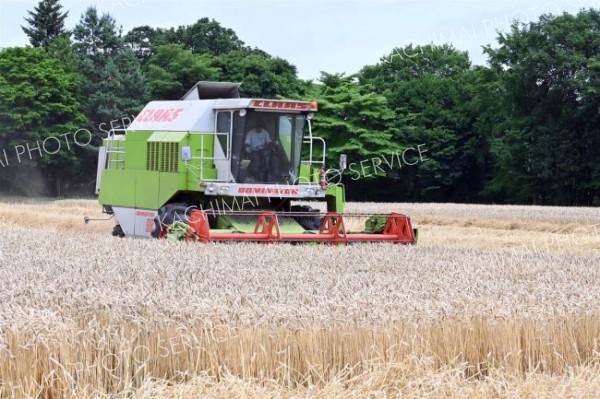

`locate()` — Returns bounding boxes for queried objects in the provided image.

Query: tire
[111,224,125,238]
[151,203,195,238]
[290,205,323,231]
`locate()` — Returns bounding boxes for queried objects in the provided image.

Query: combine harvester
[90,82,416,244]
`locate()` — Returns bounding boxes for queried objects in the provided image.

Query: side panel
[125,131,153,170]
[95,146,107,195]
[299,164,320,184]
[99,130,210,209]
[134,209,157,237]
[135,171,160,209]
[112,207,157,238]
[326,184,346,213]
[159,173,186,206]
[98,169,137,207]
[100,170,186,211]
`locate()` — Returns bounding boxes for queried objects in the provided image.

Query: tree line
[0,0,598,205]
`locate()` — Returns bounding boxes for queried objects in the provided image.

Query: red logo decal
[136,210,155,218]
[251,100,310,111]
[145,218,154,233]
[239,187,300,195]
[135,108,184,123]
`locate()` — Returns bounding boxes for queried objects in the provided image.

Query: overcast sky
[1,0,598,80]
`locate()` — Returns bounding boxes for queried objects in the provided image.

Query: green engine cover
[98,130,218,210]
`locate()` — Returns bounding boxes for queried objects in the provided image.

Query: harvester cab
[92,81,416,244]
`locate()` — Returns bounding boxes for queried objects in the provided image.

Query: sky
[1,0,599,80]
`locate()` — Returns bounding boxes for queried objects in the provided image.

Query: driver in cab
[244,120,276,181]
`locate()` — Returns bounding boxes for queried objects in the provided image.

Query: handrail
[301,120,326,167]
[186,130,230,182]
[105,128,127,169]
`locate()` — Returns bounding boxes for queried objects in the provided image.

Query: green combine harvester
[90,82,416,244]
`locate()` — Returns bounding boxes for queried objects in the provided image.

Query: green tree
[160,18,245,55]
[212,49,303,98]
[46,36,79,73]
[147,44,219,99]
[310,73,398,171]
[73,7,120,56]
[484,10,600,205]
[0,47,87,195]
[147,45,303,100]
[361,44,471,86]
[124,18,245,67]
[73,7,147,135]
[78,50,148,127]
[21,0,69,48]
[359,44,486,201]
[123,25,161,67]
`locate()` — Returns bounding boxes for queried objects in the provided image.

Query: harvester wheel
[112,224,125,238]
[152,203,194,239]
[290,205,322,231]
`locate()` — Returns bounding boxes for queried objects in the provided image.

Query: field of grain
[0,198,599,398]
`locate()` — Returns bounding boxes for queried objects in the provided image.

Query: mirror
[339,154,347,171]
[181,146,192,162]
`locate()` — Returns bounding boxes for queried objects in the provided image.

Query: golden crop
[0,199,599,398]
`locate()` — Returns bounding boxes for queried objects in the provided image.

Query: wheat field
[0,198,599,398]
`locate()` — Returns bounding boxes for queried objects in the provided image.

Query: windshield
[231,110,306,184]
